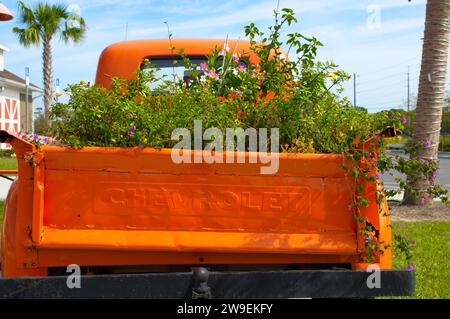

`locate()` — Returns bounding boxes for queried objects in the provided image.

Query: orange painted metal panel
[40,228,357,254]
[38,147,357,257]
[41,150,354,234]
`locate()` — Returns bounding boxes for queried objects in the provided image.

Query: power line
[358,79,410,94]
[358,66,420,84]
[362,55,422,75]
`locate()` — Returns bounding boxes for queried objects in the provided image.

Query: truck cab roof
[95,38,256,88]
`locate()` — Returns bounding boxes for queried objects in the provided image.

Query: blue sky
[1,0,448,112]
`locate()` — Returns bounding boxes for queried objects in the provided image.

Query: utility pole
[353,73,357,108]
[25,67,29,132]
[407,66,410,112]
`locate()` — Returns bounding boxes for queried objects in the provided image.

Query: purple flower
[405,264,415,271]
[374,174,380,180]
[402,116,407,124]
[204,115,208,119]
[130,124,137,131]
[33,134,39,141]
[208,70,219,79]
[412,240,417,247]
[364,236,370,244]
[127,131,134,137]
[423,140,431,148]
[200,62,208,71]
[236,64,246,72]
[42,137,49,144]
[421,196,426,205]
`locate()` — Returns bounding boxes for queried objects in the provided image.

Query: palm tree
[403,0,450,205]
[12,1,86,126]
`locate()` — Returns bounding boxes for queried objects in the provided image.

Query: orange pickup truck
[0,39,414,298]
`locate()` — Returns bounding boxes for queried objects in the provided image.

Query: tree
[403,0,450,205]
[12,1,86,126]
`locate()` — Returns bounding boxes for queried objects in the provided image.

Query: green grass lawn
[0,157,18,171]
[391,221,450,299]
[0,199,448,298]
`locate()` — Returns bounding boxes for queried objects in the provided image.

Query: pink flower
[423,140,431,148]
[405,264,415,271]
[218,50,225,56]
[236,64,246,72]
[402,116,407,124]
[252,69,258,77]
[233,55,239,63]
[208,70,219,79]
[421,196,426,205]
[200,62,208,71]
[236,89,243,96]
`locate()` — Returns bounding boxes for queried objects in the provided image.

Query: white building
[0,44,42,138]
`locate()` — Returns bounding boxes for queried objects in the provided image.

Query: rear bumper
[0,268,415,298]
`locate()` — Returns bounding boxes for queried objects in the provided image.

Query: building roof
[0,68,42,92]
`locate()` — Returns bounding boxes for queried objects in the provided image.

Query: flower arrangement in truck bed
[21,7,447,263]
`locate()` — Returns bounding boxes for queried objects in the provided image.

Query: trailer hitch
[191,267,212,299]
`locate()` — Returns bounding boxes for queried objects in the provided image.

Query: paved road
[381,152,450,193]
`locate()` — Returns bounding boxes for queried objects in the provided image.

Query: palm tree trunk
[42,36,53,126]
[403,0,450,205]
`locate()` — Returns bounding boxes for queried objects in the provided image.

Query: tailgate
[35,147,358,257]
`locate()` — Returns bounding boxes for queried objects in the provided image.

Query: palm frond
[62,14,87,44]
[12,27,41,47]
[35,2,68,37]
[16,1,38,26]
[13,1,86,47]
